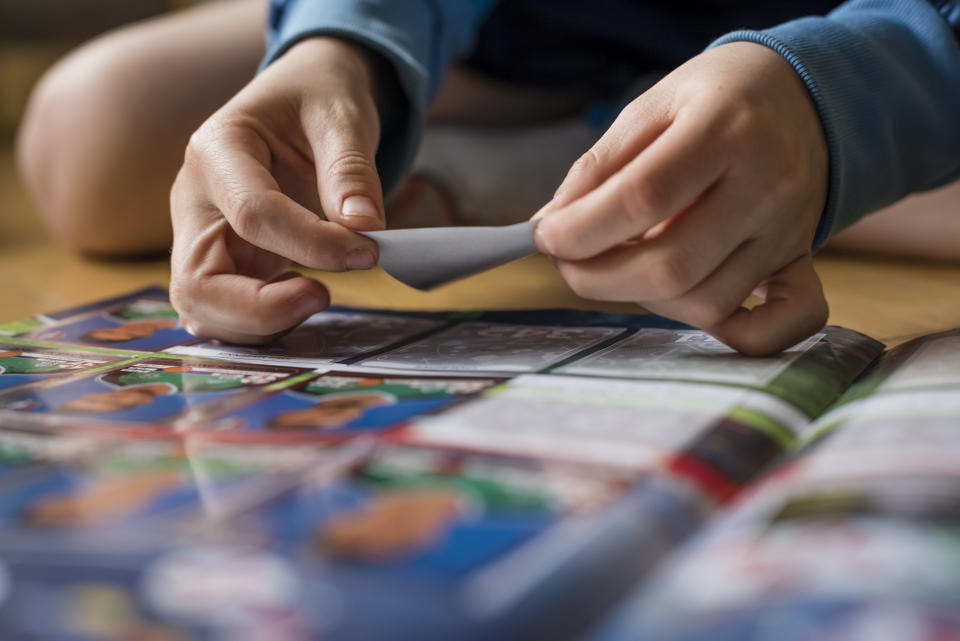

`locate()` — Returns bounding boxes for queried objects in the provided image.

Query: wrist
[284,36,400,115]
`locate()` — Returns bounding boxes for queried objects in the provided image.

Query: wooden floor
[2,145,959,347]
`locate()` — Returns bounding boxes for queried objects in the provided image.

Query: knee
[16,37,173,256]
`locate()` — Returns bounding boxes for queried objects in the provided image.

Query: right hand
[170,37,387,344]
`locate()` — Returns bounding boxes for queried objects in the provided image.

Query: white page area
[404,374,808,470]
[556,329,824,386]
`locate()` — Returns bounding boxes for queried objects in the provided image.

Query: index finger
[535,111,728,261]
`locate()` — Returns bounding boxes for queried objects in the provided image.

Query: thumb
[307,98,386,232]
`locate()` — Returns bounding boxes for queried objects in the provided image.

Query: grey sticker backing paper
[359,220,539,290]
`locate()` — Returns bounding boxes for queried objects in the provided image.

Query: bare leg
[826,180,960,262]
[16,1,590,257]
[16,0,268,256]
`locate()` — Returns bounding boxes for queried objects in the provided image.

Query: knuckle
[646,250,694,300]
[560,264,602,300]
[184,120,219,164]
[168,171,188,217]
[224,191,261,239]
[323,99,365,128]
[725,105,758,141]
[168,279,196,321]
[568,148,601,180]
[304,240,346,272]
[326,149,376,182]
[619,173,668,228]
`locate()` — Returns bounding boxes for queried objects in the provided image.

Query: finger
[304,98,386,232]
[182,319,298,347]
[706,255,828,356]
[535,111,728,261]
[542,89,673,213]
[183,321,301,346]
[632,239,777,332]
[195,123,379,271]
[171,170,292,283]
[174,270,330,340]
[548,178,761,303]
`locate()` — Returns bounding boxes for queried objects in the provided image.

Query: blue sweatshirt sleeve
[711,0,960,248]
[261,0,499,194]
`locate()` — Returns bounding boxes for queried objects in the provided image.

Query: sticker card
[358,322,623,373]
[0,453,261,534]
[0,343,130,393]
[0,358,305,425]
[21,294,193,351]
[231,446,630,578]
[204,372,502,442]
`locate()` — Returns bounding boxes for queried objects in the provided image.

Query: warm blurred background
[0,0,216,321]
[1,1,203,140]
[0,1,206,318]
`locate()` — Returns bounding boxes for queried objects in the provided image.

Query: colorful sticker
[0,359,303,424]
[0,344,126,392]
[207,373,502,441]
[234,447,629,579]
[23,296,192,351]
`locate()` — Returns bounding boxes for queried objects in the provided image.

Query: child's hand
[170,37,385,344]
[534,42,830,355]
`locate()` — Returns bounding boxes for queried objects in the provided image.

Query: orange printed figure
[318,487,466,560]
[57,383,173,413]
[268,392,392,431]
[25,468,185,528]
[80,318,178,344]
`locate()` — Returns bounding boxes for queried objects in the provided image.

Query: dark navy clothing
[463,1,842,95]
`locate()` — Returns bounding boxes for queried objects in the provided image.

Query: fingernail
[532,194,563,221]
[346,248,377,270]
[341,195,380,220]
[531,203,549,221]
[534,226,554,256]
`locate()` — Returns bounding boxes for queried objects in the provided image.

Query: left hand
[534,42,830,355]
